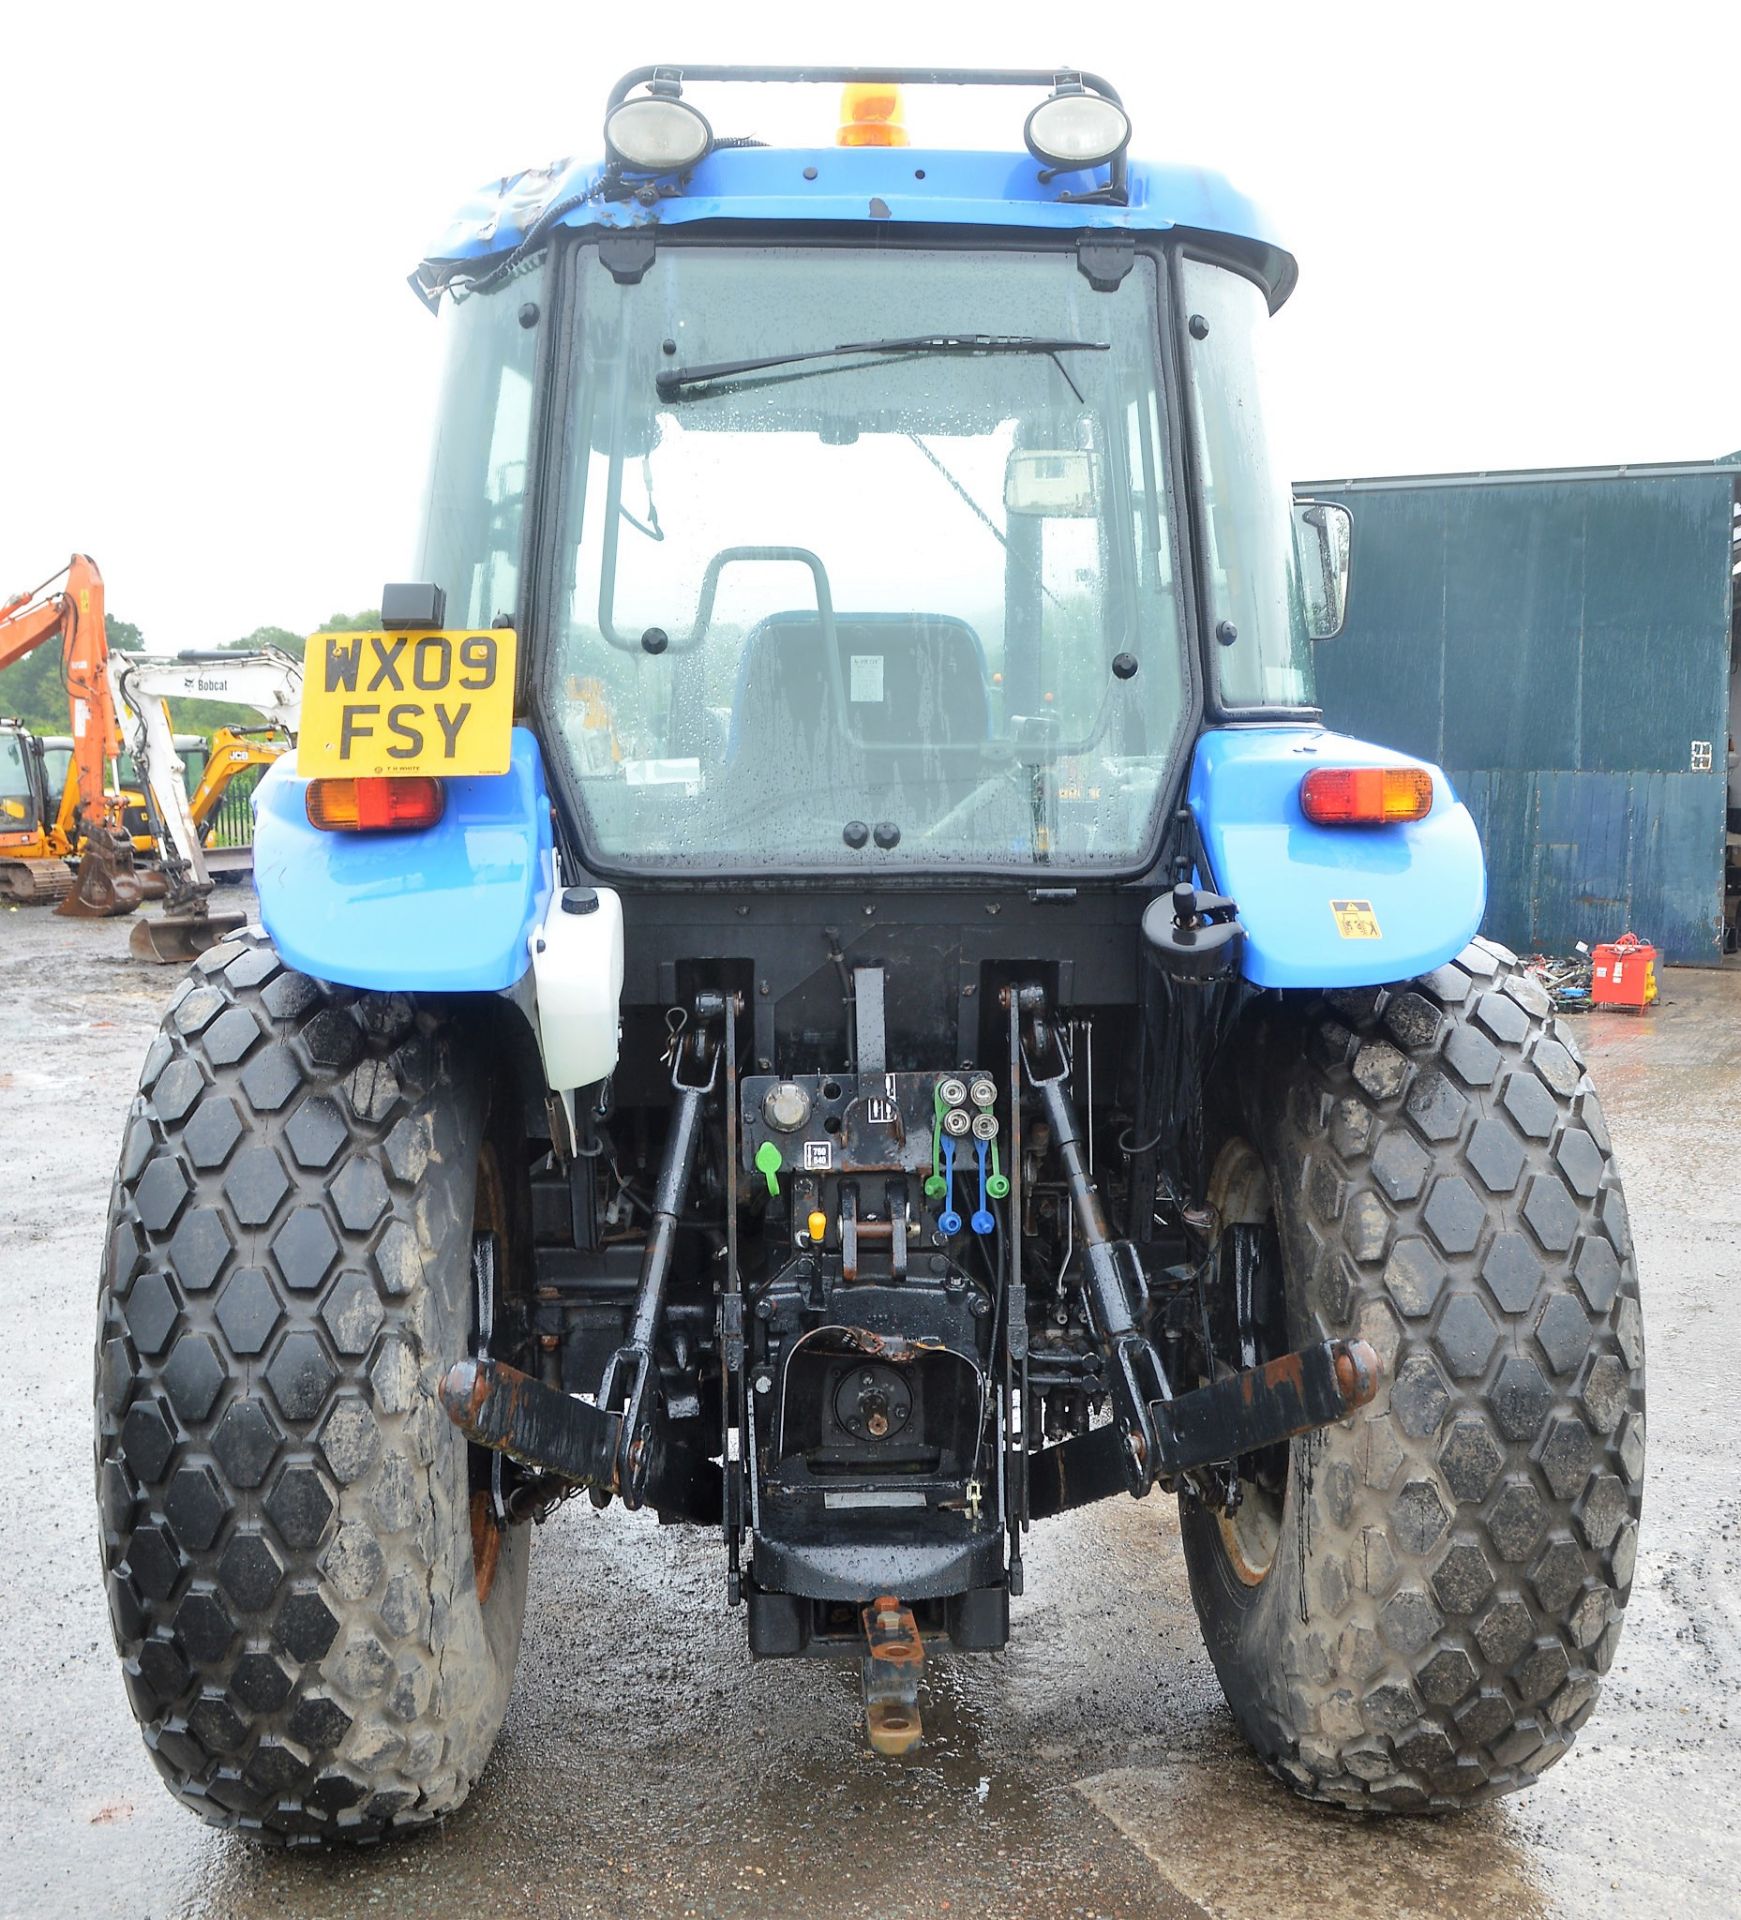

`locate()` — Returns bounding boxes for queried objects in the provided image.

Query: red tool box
[1591,935,1658,1011]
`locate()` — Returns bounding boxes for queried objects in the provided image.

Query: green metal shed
[1301,462,1740,966]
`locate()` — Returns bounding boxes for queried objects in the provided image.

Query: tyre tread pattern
[1196,938,1644,1810]
[97,928,520,1843]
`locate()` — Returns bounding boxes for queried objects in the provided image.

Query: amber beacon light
[1299,766,1434,825]
[837,82,908,146]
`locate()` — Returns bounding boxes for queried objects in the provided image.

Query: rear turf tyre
[96,930,530,1842]
[1180,938,1644,1810]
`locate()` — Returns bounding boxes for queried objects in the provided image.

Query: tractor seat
[725,612,989,801]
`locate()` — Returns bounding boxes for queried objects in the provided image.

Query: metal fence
[205,765,265,850]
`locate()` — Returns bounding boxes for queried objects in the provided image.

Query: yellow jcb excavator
[46,718,292,863]
[1,556,303,953]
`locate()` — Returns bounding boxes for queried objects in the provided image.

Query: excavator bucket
[58,828,145,919]
[128,905,249,965]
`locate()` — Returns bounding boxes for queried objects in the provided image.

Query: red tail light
[1299,766,1433,825]
[305,776,445,832]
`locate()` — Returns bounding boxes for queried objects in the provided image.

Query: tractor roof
[412,144,1296,313]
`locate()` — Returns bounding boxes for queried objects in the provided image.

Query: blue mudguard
[252,726,554,993]
[1189,728,1485,991]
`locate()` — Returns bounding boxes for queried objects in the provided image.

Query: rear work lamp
[306,776,446,833]
[1299,766,1434,826]
[1024,82,1131,171]
[605,82,714,172]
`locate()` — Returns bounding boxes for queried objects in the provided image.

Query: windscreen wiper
[656,334,1109,398]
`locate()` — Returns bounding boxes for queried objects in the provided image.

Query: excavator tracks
[0,857,76,906]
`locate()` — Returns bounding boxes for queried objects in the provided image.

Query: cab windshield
[0,732,39,830]
[41,742,72,797]
[543,243,1189,873]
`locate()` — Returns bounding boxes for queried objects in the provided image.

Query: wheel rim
[1217,1447,1285,1587]
[469,1493,504,1605]
[468,1142,510,1605]
[1207,1140,1291,1588]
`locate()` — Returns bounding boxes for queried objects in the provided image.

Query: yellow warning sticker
[1331,899,1382,940]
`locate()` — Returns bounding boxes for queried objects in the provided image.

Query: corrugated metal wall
[1308,469,1737,965]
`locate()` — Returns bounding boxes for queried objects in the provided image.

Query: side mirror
[1293,499,1352,640]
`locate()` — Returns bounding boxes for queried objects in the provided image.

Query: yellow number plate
[1331,898,1383,940]
[297,629,517,779]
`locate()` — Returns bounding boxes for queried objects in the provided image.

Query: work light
[605,89,714,172]
[1024,85,1131,171]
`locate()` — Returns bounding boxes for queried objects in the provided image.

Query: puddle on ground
[1078,1742,1551,1920]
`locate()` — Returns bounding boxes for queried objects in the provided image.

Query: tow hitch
[861,1596,925,1756]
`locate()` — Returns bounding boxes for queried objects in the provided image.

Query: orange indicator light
[305,776,445,832]
[1299,766,1434,825]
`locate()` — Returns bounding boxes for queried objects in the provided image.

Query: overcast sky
[5,1,1737,648]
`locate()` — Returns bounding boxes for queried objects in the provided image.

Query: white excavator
[110,648,303,962]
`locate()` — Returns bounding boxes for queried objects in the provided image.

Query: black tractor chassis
[444,883,1376,1679]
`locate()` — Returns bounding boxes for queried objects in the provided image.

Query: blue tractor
[97,68,1645,1838]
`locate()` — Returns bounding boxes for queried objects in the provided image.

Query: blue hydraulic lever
[971,1138,995,1236]
[938,1135,962,1237]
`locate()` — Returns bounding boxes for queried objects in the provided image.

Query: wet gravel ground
[2,895,1737,1918]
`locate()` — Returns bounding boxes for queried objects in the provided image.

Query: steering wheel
[913,760,1032,845]
[598,543,840,659]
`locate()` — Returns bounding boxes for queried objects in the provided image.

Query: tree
[217,611,381,665]
[1,607,385,739]
[180,611,377,732]
[223,623,306,661]
[178,622,307,733]
[0,615,144,734]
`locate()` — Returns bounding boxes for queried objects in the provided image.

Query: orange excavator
[0,553,143,913]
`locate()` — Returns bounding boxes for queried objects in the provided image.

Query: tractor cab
[412,70,1338,885]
